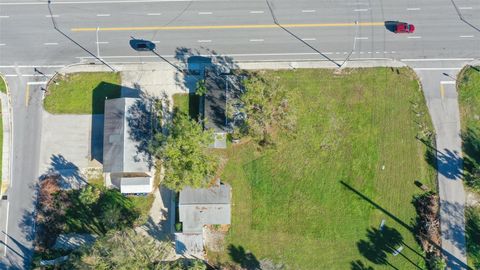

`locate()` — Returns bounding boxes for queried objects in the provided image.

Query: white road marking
[152,40,161,43]
[21,74,54,77]
[355,37,368,40]
[197,39,211,43]
[459,7,473,10]
[0,44,5,46]
[249,39,264,42]
[4,74,17,77]
[96,41,109,44]
[391,51,396,53]
[375,51,380,54]
[147,13,161,16]
[249,10,264,14]
[413,67,462,71]
[401,58,474,61]
[96,14,111,17]
[360,51,364,54]
[323,52,332,55]
[367,51,372,54]
[45,14,59,18]
[0,15,10,18]
[27,81,48,85]
[354,8,368,12]
[408,36,422,39]
[440,81,456,85]
[0,65,64,68]
[301,38,316,41]
[301,9,316,13]
[1,0,200,5]
[198,12,212,15]
[460,35,474,38]
[43,42,59,45]
[407,8,420,11]
[344,52,348,54]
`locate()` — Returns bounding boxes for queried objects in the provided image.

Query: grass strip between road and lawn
[0,76,4,190]
[44,72,121,114]
[0,75,6,93]
[208,68,436,269]
[457,65,480,269]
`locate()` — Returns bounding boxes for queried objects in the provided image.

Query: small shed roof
[120,177,152,194]
[103,98,151,173]
[179,184,231,233]
[174,233,204,257]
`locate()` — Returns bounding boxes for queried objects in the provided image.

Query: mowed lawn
[457,65,480,269]
[44,72,121,114]
[214,68,436,269]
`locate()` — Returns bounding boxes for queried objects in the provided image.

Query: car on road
[129,39,156,51]
[395,22,415,33]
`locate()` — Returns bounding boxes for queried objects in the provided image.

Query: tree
[66,229,173,269]
[237,73,295,146]
[78,185,100,206]
[149,112,218,191]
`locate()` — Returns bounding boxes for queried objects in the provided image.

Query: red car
[395,22,415,33]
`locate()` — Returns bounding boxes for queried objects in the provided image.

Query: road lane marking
[25,84,30,106]
[27,81,48,85]
[197,39,211,43]
[198,12,212,15]
[4,74,17,77]
[152,40,160,43]
[407,8,420,11]
[0,65,64,68]
[72,21,385,32]
[0,44,5,46]
[249,39,264,42]
[354,8,368,12]
[440,81,456,85]
[355,37,368,40]
[0,0,203,5]
[460,35,474,38]
[147,13,161,16]
[301,10,316,13]
[43,42,59,45]
[21,74,54,77]
[301,38,316,41]
[249,11,264,14]
[96,41,109,44]
[407,36,422,39]
[97,14,111,17]
[0,15,10,18]
[375,51,380,54]
[402,58,474,61]
[459,7,473,10]
[45,14,59,18]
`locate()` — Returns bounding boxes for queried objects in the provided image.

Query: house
[175,183,231,256]
[103,97,153,194]
[204,70,228,148]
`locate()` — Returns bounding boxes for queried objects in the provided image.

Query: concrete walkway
[0,82,12,196]
[416,68,468,269]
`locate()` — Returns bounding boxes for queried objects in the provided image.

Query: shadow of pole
[450,0,480,32]
[264,0,341,67]
[151,50,184,73]
[47,0,115,71]
[340,181,472,270]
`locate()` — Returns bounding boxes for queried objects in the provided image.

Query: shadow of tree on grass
[228,244,260,270]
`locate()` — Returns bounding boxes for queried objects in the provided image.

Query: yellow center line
[71,22,385,32]
[25,84,30,107]
[440,84,445,99]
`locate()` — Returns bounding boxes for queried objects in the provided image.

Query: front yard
[211,68,436,269]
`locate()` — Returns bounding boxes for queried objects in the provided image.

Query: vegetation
[233,72,295,146]
[0,75,6,93]
[0,104,2,189]
[459,66,480,191]
[466,206,480,269]
[172,93,201,119]
[214,68,436,269]
[195,79,207,96]
[44,72,121,114]
[149,111,217,191]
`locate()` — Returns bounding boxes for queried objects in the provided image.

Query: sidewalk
[0,77,12,196]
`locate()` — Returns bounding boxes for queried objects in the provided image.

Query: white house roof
[120,177,152,194]
[103,98,151,173]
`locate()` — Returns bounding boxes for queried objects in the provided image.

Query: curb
[0,74,13,198]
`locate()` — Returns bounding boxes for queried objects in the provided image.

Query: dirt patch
[204,225,229,252]
[413,192,441,257]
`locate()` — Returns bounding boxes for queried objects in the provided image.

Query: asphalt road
[0,0,479,269]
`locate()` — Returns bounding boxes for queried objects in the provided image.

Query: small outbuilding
[103,97,153,194]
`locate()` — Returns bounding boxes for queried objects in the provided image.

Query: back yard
[211,68,436,269]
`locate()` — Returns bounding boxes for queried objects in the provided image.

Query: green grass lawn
[172,93,200,119]
[44,72,121,114]
[0,76,6,93]
[211,68,436,269]
[458,65,480,268]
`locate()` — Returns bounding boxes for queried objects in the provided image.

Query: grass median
[458,65,480,269]
[210,68,436,269]
[44,72,121,114]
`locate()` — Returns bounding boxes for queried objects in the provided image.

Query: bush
[175,222,182,232]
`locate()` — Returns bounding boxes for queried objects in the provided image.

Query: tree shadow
[418,136,464,180]
[466,207,480,268]
[90,81,122,163]
[461,127,480,189]
[228,245,261,270]
[125,97,154,168]
[44,154,87,189]
[340,181,471,270]
[350,260,374,270]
